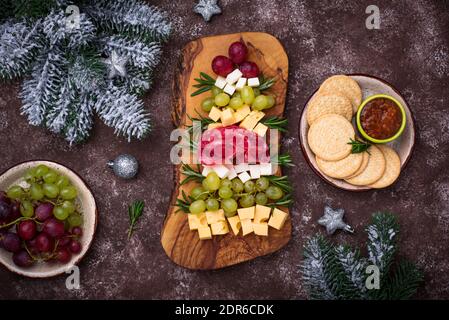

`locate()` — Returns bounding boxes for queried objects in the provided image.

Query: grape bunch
[188,172,284,217]
[0,165,83,268]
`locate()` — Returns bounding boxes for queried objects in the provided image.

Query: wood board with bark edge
[162,32,290,270]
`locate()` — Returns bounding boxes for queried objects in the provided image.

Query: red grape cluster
[211,41,260,78]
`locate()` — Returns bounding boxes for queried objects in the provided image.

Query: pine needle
[127,200,145,239]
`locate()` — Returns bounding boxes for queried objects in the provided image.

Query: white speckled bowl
[299,74,416,191]
[0,160,97,277]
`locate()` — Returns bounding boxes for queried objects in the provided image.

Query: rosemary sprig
[191,72,215,97]
[175,190,193,213]
[269,194,292,208]
[265,175,293,193]
[261,116,288,132]
[258,75,276,91]
[127,200,145,239]
[180,163,204,185]
[348,138,371,154]
[272,153,294,167]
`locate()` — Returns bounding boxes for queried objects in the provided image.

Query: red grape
[69,240,82,254]
[58,234,71,247]
[17,220,36,240]
[56,247,72,263]
[43,218,65,238]
[0,192,10,204]
[228,41,248,64]
[2,232,21,253]
[35,232,54,252]
[8,201,21,222]
[239,61,260,78]
[13,250,34,267]
[0,200,11,221]
[35,202,54,221]
[26,237,39,255]
[71,227,83,237]
[211,55,234,77]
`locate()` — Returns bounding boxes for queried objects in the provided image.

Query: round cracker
[316,152,364,179]
[343,151,369,179]
[307,94,353,125]
[368,145,401,188]
[319,75,362,113]
[345,145,386,185]
[307,114,354,161]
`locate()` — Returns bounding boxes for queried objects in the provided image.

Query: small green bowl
[356,94,406,144]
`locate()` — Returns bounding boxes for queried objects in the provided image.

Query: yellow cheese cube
[268,208,288,230]
[211,221,229,235]
[241,219,254,236]
[221,108,236,126]
[234,105,251,123]
[237,206,255,220]
[198,226,212,240]
[253,223,269,236]
[208,106,222,122]
[188,212,207,230]
[227,215,241,235]
[254,205,271,224]
[253,123,268,137]
[208,122,222,130]
[206,209,225,225]
[240,111,265,131]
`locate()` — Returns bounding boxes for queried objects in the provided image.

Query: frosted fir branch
[67,50,104,93]
[113,65,152,96]
[45,75,76,133]
[94,83,150,141]
[335,245,369,299]
[64,93,95,145]
[100,35,162,70]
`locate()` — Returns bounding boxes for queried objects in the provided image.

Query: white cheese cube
[202,166,213,177]
[253,123,268,137]
[234,163,250,173]
[212,164,229,178]
[225,69,243,85]
[259,163,273,176]
[214,76,227,89]
[223,83,236,96]
[247,77,260,87]
[226,165,237,180]
[238,171,251,183]
[249,165,261,179]
[235,77,247,90]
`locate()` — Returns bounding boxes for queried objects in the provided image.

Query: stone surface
[0,0,448,299]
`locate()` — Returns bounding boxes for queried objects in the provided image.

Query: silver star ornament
[102,50,128,79]
[194,0,222,22]
[318,206,354,235]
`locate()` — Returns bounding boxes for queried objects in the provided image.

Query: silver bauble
[108,154,139,179]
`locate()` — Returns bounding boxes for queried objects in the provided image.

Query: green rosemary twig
[191,72,215,97]
[261,116,288,132]
[258,75,276,91]
[348,138,371,154]
[266,175,293,193]
[272,153,294,167]
[180,163,204,185]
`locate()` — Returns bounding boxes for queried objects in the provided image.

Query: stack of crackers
[306,75,401,189]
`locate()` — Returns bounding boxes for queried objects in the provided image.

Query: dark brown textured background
[0,0,448,299]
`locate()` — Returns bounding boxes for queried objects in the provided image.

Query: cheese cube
[209,106,222,122]
[235,77,247,90]
[211,221,229,235]
[247,77,260,87]
[225,165,237,180]
[211,164,229,178]
[234,105,251,123]
[206,209,225,224]
[240,111,265,131]
[259,163,273,176]
[249,165,261,179]
[208,122,222,130]
[221,108,236,126]
[188,212,208,230]
[254,205,271,223]
[241,219,254,236]
[234,163,250,173]
[198,226,212,240]
[225,69,243,85]
[223,83,236,96]
[237,206,255,220]
[238,171,251,183]
[202,166,213,177]
[268,208,288,230]
[227,215,241,235]
[215,76,227,89]
[253,222,268,236]
[253,123,268,137]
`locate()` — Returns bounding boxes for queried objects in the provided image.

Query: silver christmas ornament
[102,50,128,79]
[193,0,222,22]
[318,206,354,235]
[108,154,139,179]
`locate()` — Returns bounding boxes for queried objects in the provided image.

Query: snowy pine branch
[64,94,95,144]
[113,65,152,96]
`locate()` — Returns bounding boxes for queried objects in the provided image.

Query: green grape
[255,192,268,205]
[224,211,237,218]
[201,97,215,112]
[253,88,261,97]
[6,186,23,199]
[229,97,243,110]
[256,177,269,191]
[205,172,220,191]
[221,198,238,213]
[266,186,284,200]
[189,200,206,214]
[252,95,268,111]
[232,92,241,99]
[68,213,83,227]
[202,179,212,191]
[24,167,37,181]
[244,180,255,193]
[43,170,58,183]
[215,93,230,107]
[35,164,49,177]
[231,179,244,193]
[20,201,34,218]
[60,185,77,200]
[220,178,232,189]
[211,87,222,97]
[61,200,76,214]
[30,183,44,200]
[55,175,70,188]
[191,186,208,200]
[206,198,220,211]
[218,187,233,199]
[241,86,255,105]
[54,206,69,220]
[266,95,276,109]
[239,194,255,208]
[43,183,59,198]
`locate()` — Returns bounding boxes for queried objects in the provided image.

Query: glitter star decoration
[193,0,222,22]
[318,206,354,235]
[102,50,128,79]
